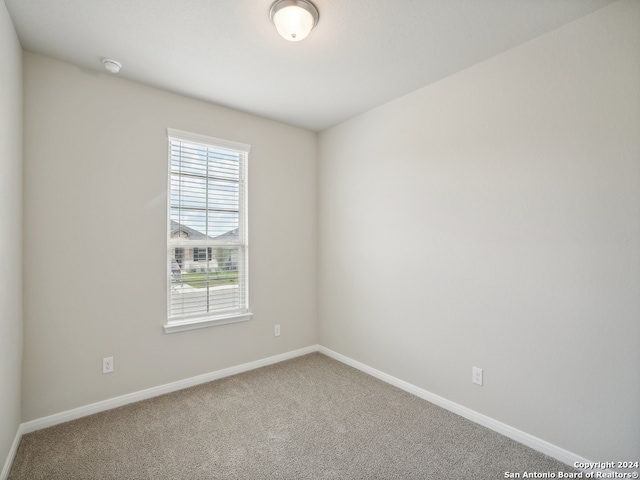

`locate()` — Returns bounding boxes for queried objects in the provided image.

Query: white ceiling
[5,0,616,131]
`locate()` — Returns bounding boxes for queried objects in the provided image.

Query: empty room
[1,0,638,478]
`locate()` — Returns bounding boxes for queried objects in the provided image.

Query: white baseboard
[6,344,602,477]
[0,426,23,480]
[20,345,319,435]
[3,345,317,478]
[318,346,596,470]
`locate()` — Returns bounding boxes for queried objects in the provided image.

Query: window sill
[163,312,253,334]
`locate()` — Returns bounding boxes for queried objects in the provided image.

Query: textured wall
[0,0,23,473]
[22,53,317,421]
[318,0,639,460]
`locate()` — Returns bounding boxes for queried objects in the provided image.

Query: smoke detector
[102,59,122,73]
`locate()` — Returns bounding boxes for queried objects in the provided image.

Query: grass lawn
[180,271,238,288]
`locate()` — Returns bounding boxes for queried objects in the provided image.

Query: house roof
[170,220,212,240]
[216,228,239,241]
[170,221,238,241]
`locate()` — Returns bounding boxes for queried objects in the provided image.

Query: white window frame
[164,128,252,333]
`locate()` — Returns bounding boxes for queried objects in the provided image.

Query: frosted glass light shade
[270,0,319,42]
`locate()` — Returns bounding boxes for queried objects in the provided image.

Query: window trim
[163,312,253,334]
[164,128,252,334]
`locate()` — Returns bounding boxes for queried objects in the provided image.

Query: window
[174,248,184,269]
[165,129,251,333]
[193,247,212,262]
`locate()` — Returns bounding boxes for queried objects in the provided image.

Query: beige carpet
[9,353,579,479]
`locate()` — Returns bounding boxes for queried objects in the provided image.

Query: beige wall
[22,52,317,421]
[318,0,640,460]
[0,0,23,470]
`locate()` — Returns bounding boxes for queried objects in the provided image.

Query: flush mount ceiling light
[270,0,319,42]
[102,58,122,73]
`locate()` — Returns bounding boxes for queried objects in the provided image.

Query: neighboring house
[170,220,238,272]
[214,228,239,271]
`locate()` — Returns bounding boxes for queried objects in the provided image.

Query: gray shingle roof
[170,220,212,240]
[170,221,237,241]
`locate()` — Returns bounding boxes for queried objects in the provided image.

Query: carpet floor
[9,353,579,479]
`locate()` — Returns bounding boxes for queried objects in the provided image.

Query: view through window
[166,129,251,332]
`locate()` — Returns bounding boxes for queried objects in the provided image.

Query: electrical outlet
[274,325,280,337]
[472,366,483,386]
[103,357,114,374]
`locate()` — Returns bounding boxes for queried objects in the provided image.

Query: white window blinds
[166,129,251,332]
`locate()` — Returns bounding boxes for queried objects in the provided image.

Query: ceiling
[4,0,616,132]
